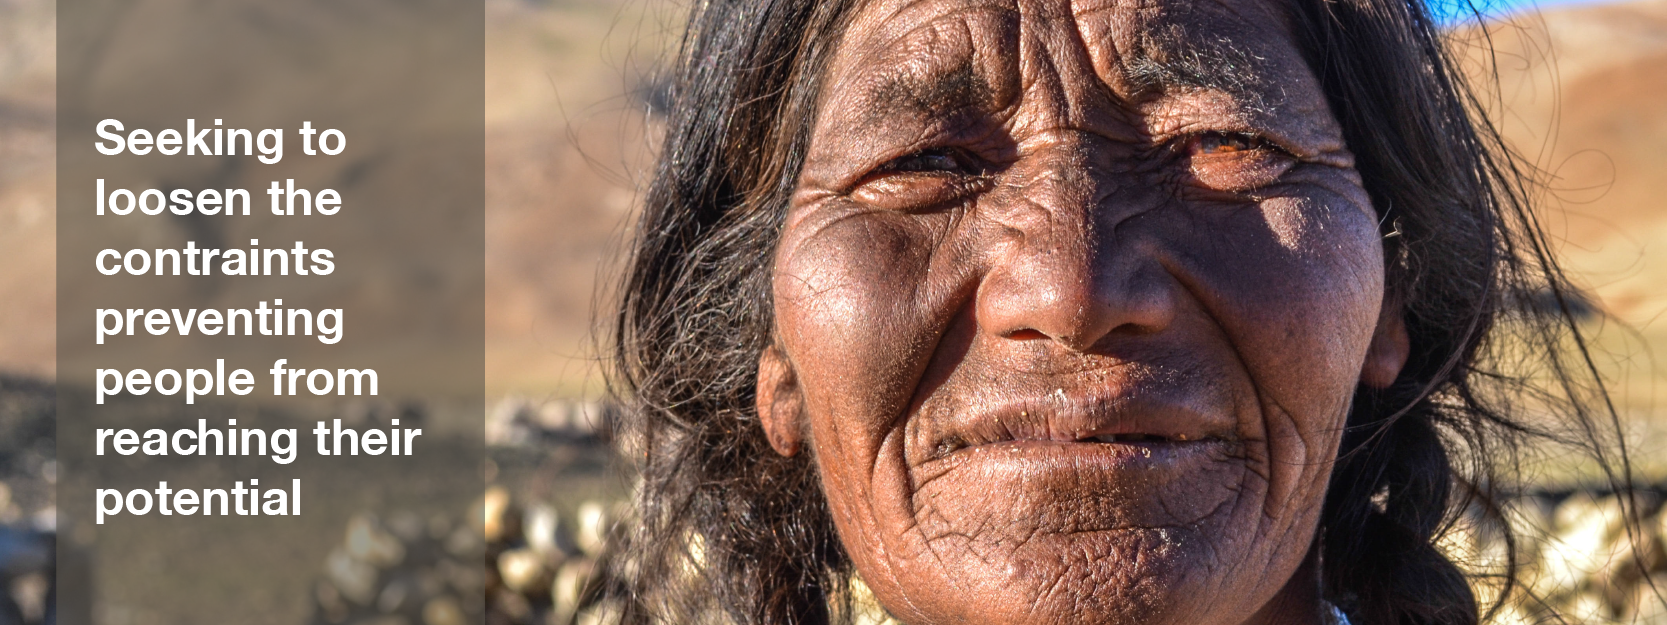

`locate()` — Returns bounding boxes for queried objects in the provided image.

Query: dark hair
[606,0,1635,623]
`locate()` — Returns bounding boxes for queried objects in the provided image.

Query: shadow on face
[755,0,1411,623]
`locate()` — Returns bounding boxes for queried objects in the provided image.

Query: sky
[1431,0,1622,21]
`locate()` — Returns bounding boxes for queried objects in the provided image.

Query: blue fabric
[1327,603,1353,625]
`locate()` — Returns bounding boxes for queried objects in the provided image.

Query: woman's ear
[1361,297,1410,389]
[757,344,806,457]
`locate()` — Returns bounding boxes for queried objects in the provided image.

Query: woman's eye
[854,147,987,211]
[1187,132,1273,157]
[878,148,974,174]
[1180,131,1295,192]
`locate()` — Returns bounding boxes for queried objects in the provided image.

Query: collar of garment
[1324,602,1352,625]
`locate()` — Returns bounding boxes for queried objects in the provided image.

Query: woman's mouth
[1079,432,1193,443]
[915,386,1240,464]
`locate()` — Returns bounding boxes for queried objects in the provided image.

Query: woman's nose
[974,149,1178,352]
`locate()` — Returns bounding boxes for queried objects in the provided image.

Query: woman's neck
[1241,546,1329,625]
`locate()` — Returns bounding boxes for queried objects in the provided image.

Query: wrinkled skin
[756,0,1410,623]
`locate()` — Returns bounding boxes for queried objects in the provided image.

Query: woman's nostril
[1007,329,1048,341]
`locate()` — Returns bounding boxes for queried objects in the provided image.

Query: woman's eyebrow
[840,30,1276,131]
[855,63,992,122]
[849,51,1267,124]
[1121,37,1271,112]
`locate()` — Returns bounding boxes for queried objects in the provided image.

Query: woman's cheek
[773,209,944,444]
[1255,193,1383,391]
[1177,192,1382,473]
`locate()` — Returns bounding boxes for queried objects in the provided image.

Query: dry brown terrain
[1454,0,1667,408]
[482,0,677,398]
[0,0,55,381]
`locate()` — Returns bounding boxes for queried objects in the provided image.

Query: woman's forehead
[825,0,1308,116]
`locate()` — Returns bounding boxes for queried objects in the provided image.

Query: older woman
[607,0,1620,624]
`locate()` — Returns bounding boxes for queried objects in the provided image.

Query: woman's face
[759,0,1408,623]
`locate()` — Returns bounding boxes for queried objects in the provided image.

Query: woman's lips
[906,434,1246,534]
[915,388,1239,463]
[927,436,1240,481]
[934,436,1236,472]
[904,389,1250,533]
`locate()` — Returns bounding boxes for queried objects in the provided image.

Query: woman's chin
[904,437,1256,543]
[855,446,1290,625]
[869,526,1240,625]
